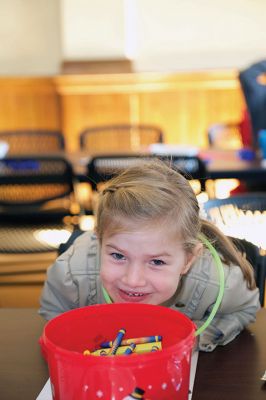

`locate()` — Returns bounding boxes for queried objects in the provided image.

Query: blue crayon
[123,343,136,355]
[100,335,162,348]
[109,328,126,355]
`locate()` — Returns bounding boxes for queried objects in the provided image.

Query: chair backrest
[203,194,266,306]
[230,237,266,306]
[58,228,85,255]
[203,194,266,241]
[79,124,164,153]
[0,155,75,219]
[207,123,243,149]
[203,193,266,216]
[87,154,207,191]
[0,130,65,155]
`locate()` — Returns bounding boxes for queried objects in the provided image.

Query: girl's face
[100,223,199,306]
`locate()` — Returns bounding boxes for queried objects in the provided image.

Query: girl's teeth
[127,292,144,297]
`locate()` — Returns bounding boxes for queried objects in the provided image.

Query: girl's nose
[122,264,146,287]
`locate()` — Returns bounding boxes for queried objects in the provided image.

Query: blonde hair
[96,159,256,289]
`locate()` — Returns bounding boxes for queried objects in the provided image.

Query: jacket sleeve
[38,231,99,321]
[194,264,261,352]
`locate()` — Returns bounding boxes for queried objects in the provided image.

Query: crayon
[109,328,126,355]
[100,335,162,348]
[123,343,136,355]
[92,348,109,356]
[151,344,161,352]
[91,341,162,356]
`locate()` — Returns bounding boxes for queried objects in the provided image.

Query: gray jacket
[39,231,260,352]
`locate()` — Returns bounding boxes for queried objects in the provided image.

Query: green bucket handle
[195,234,225,336]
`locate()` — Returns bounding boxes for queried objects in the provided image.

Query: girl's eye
[110,252,125,261]
[151,259,165,266]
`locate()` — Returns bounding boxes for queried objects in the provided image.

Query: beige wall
[61,0,126,60]
[0,0,61,76]
[133,0,266,71]
[0,0,266,75]
[61,0,266,71]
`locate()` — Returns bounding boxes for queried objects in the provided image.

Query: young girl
[39,160,260,352]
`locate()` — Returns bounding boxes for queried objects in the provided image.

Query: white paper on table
[36,351,199,399]
[147,143,199,156]
[189,351,199,400]
[36,379,52,400]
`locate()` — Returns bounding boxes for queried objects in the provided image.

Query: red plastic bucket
[40,303,196,400]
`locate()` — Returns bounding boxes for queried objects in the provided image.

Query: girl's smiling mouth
[118,288,150,302]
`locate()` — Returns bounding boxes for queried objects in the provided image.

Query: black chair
[207,122,243,149]
[83,154,207,216]
[0,130,65,155]
[203,194,266,306]
[203,193,266,224]
[0,155,80,253]
[79,124,164,154]
[87,153,207,192]
[58,228,85,256]
[231,237,265,306]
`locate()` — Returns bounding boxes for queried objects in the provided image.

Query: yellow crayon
[91,341,162,356]
[100,335,162,348]
[83,348,108,356]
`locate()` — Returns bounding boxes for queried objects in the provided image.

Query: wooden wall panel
[0,71,245,153]
[0,77,61,131]
[138,86,244,148]
[55,70,245,152]
[59,92,131,152]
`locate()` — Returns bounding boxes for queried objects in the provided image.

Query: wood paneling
[0,77,61,131]
[0,70,245,153]
[55,70,245,152]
